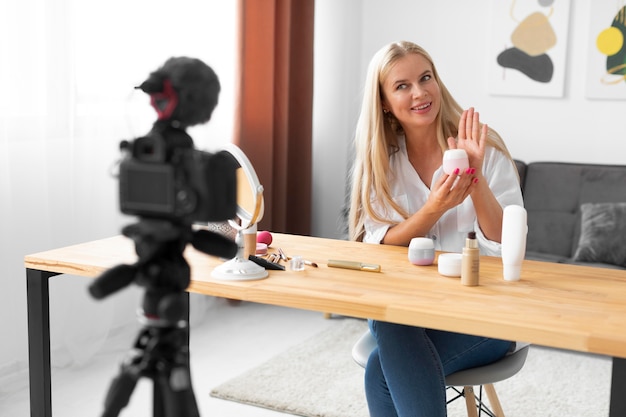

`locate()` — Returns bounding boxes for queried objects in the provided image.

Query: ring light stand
[211,144,268,281]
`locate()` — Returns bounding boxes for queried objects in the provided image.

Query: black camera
[90,57,240,417]
[118,124,238,224]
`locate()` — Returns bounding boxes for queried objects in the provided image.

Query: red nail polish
[473,178,479,183]
[454,168,460,175]
[471,168,476,174]
[466,168,472,174]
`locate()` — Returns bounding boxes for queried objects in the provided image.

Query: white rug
[210,318,612,417]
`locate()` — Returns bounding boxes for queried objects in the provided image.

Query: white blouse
[363,136,523,256]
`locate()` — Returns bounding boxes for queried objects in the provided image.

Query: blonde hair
[348,41,513,242]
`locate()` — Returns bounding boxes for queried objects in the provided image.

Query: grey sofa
[516,160,626,270]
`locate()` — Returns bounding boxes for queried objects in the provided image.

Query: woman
[348,41,523,417]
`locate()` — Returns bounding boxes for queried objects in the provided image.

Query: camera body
[118,125,237,224]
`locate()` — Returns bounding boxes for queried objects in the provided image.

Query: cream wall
[312,0,626,239]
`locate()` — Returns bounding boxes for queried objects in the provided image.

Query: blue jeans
[365,320,514,417]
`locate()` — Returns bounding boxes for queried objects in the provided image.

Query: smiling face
[381,53,441,135]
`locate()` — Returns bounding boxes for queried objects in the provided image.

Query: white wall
[0,0,237,378]
[312,0,626,239]
[312,0,364,239]
[3,0,625,383]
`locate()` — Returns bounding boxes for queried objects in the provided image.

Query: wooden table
[25,232,626,416]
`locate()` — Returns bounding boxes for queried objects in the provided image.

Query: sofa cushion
[523,163,581,258]
[525,251,626,270]
[574,168,626,255]
[525,251,568,263]
[522,162,626,258]
[573,202,626,268]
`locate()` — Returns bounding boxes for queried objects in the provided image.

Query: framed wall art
[488,0,571,98]
[585,2,626,100]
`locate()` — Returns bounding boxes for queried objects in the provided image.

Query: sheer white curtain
[0,0,237,371]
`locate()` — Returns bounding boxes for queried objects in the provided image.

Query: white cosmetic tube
[501,205,528,281]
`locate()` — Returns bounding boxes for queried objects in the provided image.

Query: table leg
[610,357,626,417]
[26,269,59,417]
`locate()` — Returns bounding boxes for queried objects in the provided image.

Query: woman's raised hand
[448,107,487,175]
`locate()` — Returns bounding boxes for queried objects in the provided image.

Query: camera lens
[176,189,196,214]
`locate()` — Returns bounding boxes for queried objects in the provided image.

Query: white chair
[352,330,529,417]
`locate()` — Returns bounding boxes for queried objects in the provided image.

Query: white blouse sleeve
[363,221,389,244]
[363,194,407,244]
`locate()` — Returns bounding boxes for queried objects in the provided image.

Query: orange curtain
[234,0,314,235]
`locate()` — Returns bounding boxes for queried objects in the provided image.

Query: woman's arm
[470,174,504,242]
[450,108,505,242]
[381,168,478,246]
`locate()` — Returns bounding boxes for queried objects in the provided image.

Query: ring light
[211,144,268,281]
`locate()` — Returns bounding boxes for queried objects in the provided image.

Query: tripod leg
[155,364,200,417]
[100,367,140,417]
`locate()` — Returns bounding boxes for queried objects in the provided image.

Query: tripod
[101,304,197,417]
[89,219,236,417]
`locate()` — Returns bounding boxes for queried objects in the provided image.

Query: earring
[383,109,389,114]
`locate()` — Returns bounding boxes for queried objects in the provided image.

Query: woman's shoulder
[485,145,502,157]
[483,146,517,178]
[484,145,511,163]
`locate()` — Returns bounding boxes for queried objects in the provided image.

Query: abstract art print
[585,2,626,100]
[488,0,571,97]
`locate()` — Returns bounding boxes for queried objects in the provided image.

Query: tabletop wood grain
[25,232,626,358]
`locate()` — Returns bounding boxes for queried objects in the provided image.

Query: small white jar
[437,253,463,277]
[443,149,469,175]
[408,237,435,266]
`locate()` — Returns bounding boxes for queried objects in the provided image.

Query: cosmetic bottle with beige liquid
[461,231,480,286]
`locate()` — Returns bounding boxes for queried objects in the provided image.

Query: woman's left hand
[447,107,487,175]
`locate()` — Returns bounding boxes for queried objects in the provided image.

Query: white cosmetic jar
[437,253,463,277]
[408,237,435,266]
[443,149,469,175]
